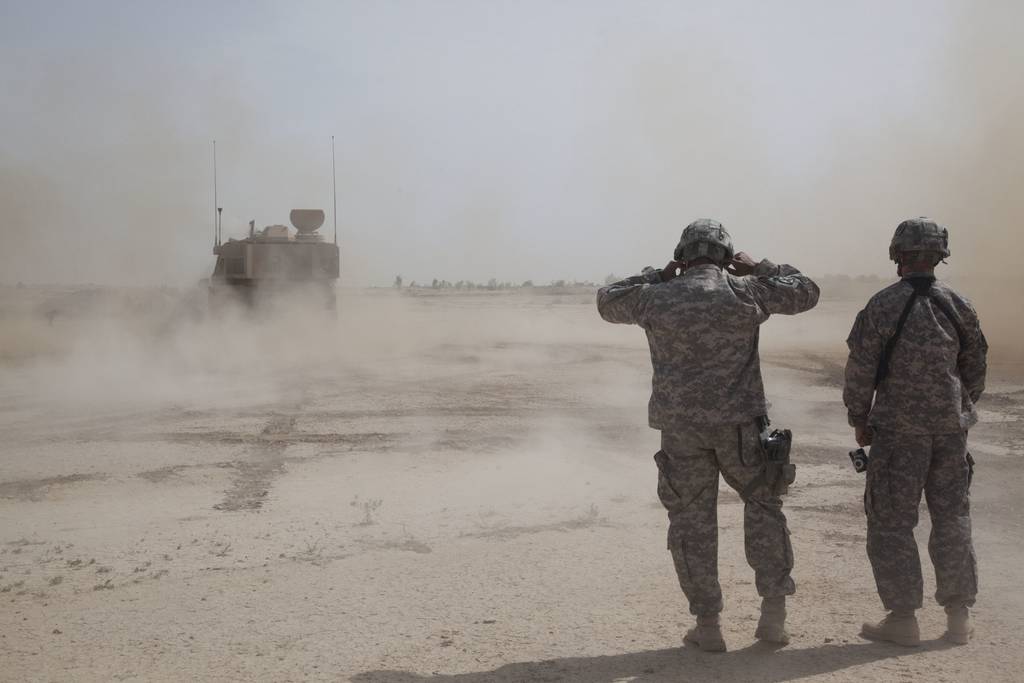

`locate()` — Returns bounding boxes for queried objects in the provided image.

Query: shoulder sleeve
[596,271,659,325]
[843,302,882,428]
[956,297,988,403]
[743,259,821,317]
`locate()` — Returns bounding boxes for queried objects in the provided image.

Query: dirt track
[1,288,1022,682]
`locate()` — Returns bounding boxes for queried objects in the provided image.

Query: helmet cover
[675,219,734,264]
[889,217,950,262]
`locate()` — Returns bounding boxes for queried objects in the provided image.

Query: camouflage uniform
[844,276,987,611]
[598,258,819,615]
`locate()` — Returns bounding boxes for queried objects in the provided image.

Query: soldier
[844,218,987,647]
[597,219,820,651]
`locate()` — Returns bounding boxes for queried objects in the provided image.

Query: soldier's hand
[661,260,685,282]
[855,425,873,447]
[727,252,758,276]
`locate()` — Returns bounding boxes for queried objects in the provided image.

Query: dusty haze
[2,2,1021,290]
[1,3,1023,681]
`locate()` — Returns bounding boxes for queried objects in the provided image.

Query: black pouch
[966,451,975,489]
[763,428,796,496]
[741,420,796,500]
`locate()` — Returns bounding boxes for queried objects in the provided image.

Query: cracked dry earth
[1,290,1022,682]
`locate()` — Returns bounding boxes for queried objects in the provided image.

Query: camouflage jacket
[843,276,988,434]
[597,260,820,429]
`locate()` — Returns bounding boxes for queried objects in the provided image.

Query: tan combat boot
[944,605,973,645]
[755,597,790,645]
[684,614,727,652]
[860,610,920,647]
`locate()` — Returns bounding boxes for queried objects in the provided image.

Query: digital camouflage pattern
[597,255,817,617]
[597,260,821,428]
[843,277,988,433]
[676,219,734,264]
[657,425,795,615]
[845,262,985,614]
[865,430,977,610]
[889,217,951,262]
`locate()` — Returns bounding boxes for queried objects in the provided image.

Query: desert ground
[1,284,1022,682]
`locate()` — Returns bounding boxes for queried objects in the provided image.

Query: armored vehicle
[209,209,339,309]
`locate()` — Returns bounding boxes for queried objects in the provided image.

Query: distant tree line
[390,272,887,291]
[393,276,600,290]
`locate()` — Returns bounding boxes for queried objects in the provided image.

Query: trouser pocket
[864,457,893,523]
[654,450,683,509]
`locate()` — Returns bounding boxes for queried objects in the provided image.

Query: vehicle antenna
[331,135,338,246]
[212,140,219,247]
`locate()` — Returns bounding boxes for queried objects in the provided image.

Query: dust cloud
[0,2,1019,291]
[0,283,651,523]
[0,0,1018,510]
[0,0,1019,534]
[2,4,1024,679]
[779,1,1024,359]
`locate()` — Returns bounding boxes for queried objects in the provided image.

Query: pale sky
[1,1,1020,285]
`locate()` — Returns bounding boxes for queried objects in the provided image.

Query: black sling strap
[874,276,965,388]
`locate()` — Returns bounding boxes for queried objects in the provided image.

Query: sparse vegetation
[569,504,605,528]
[297,537,325,564]
[351,496,383,526]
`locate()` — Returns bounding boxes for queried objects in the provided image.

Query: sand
[1,286,1022,682]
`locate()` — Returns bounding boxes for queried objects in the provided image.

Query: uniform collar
[683,264,723,277]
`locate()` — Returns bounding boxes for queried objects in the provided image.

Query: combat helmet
[889,217,950,263]
[675,219,734,265]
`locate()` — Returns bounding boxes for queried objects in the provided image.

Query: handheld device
[849,448,869,473]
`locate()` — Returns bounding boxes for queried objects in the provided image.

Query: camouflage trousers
[656,423,796,616]
[865,430,977,611]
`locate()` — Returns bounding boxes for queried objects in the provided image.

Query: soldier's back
[642,266,766,428]
[862,278,985,434]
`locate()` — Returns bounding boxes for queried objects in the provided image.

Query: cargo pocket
[966,451,975,490]
[654,450,683,511]
[864,456,894,524]
[668,534,694,582]
[782,527,794,572]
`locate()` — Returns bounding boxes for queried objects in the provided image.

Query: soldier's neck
[687,258,721,270]
[898,265,936,279]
